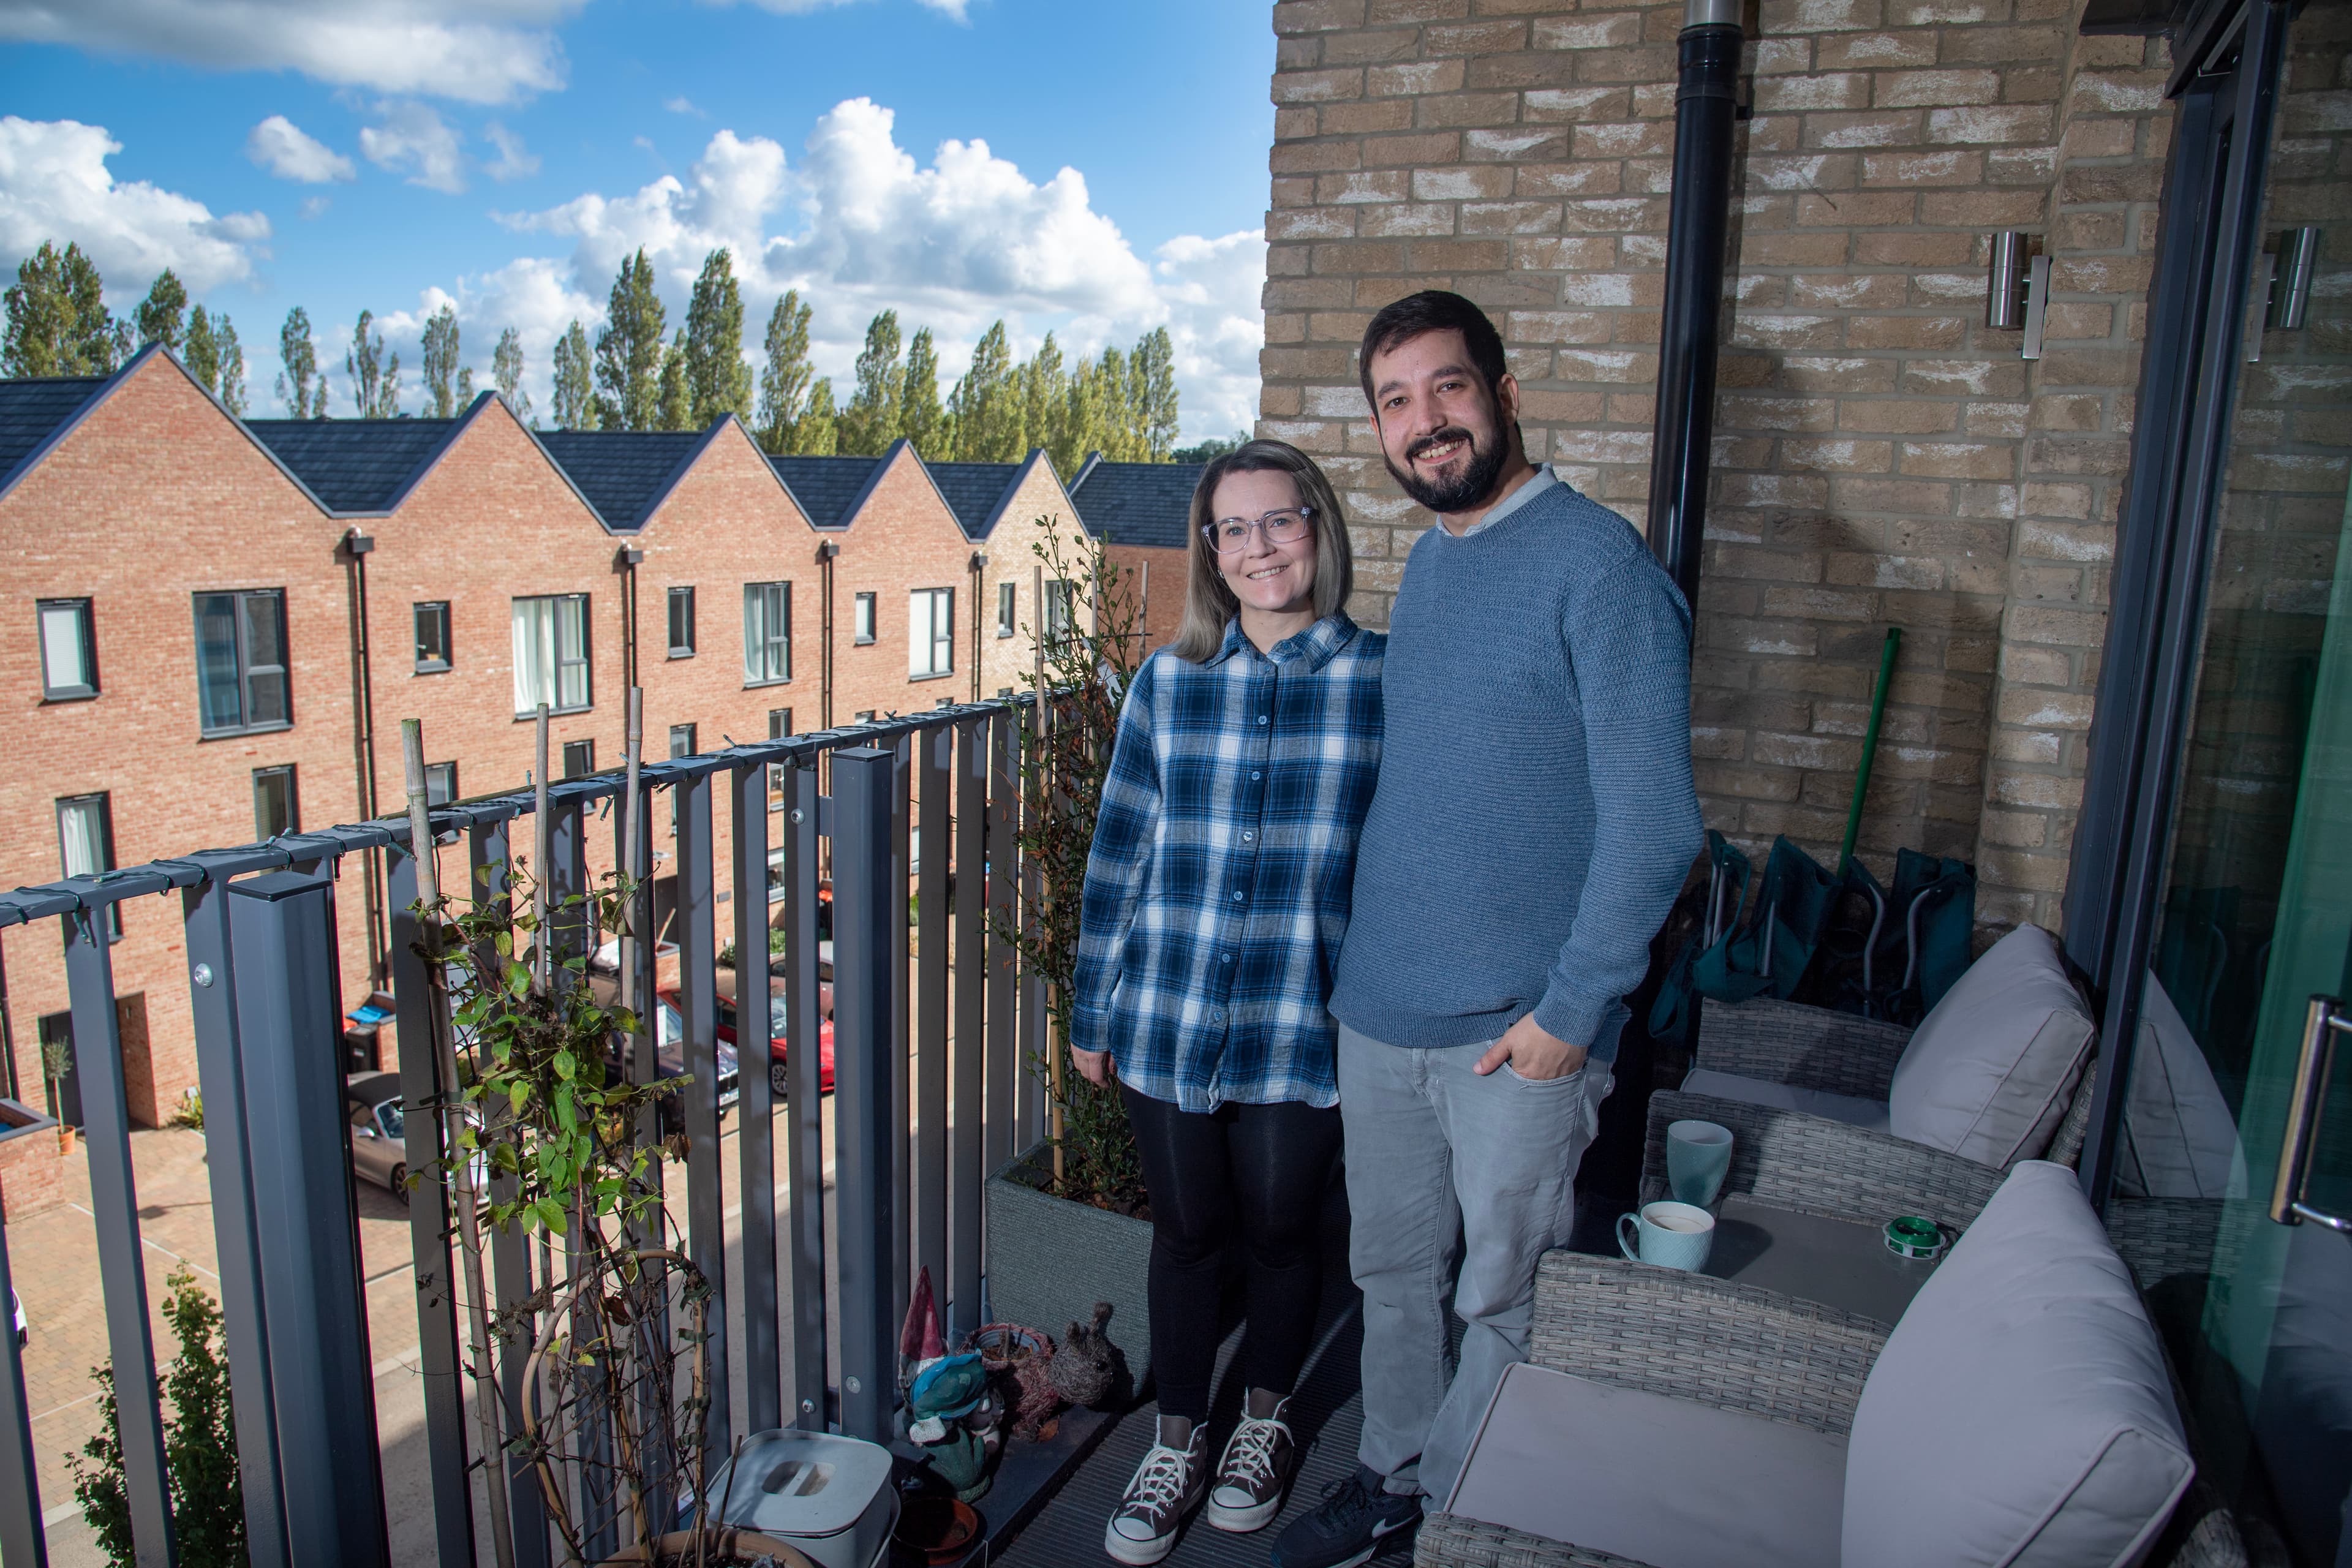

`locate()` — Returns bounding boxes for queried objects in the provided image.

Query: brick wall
[1259,0,2177,933]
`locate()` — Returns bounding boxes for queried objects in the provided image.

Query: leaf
[508,1081,530,1115]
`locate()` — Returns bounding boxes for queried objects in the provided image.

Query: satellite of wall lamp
[1986,232,2051,362]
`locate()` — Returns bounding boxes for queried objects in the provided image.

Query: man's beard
[1385,421,1510,514]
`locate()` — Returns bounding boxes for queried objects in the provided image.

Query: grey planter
[984,1142,1155,1393]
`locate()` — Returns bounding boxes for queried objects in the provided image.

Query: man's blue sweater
[1331,472,1703,1058]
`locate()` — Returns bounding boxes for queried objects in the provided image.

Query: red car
[700,968,834,1101]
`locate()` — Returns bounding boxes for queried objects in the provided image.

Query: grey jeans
[1338,1016,1616,1507]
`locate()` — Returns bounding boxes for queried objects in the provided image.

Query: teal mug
[1667,1120,1735,1210]
[1618,1200,1716,1272]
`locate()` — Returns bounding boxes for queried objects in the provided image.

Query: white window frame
[39,598,97,699]
[744,581,792,686]
[511,593,591,715]
[910,587,954,679]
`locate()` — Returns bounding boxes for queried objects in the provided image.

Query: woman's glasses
[1204,505,1316,555]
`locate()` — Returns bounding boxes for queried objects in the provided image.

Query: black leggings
[1120,1085,1344,1423]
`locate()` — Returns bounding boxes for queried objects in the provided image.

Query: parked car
[345,1071,484,1202]
[12,1289,23,1349]
[712,967,834,1100]
[587,978,741,1137]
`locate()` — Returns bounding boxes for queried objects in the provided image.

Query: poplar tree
[684,248,753,426]
[657,330,693,431]
[184,306,219,393]
[900,327,948,459]
[135,270,188,352]
[1133,326,1180,460]
[949,320,1021,462]
[552,318,595,429]
[494,326,533,424]
[794,379,839,456]
[755,290,813,454]
[421,304,462,418]
[275,306,320,417]
[2,242,118,376]
[840,310,903,454]
[1023,332,1070,475]
[214,315,247,415]
[594,249,666,431]
[348,310,400,417]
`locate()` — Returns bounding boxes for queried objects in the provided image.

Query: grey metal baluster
[831,748,899,1442]
[915,725,951,1319]
[985,711,1019,1171]
[1016,706,1049,1155]
[949,719,987,1339]
[674,769,728,1462]
[65,901,176,1566]
[388,843,478,1566]
[731,756,781,1434]
[782,764,828,1430]
[889,735,913,1332]
[0,1155,46,1568]
[179,863,287,1568]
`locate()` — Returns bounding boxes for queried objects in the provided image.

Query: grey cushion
[1844,1161,2195,1568]
[1679,1068,1892,1133]
[2115,973,2245,1200]
[1889,924,2095,1167]
[1446,1361,1847,1568]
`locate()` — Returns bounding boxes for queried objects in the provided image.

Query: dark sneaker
[1104,1427,1208,1564]
[1204,1397,1297,1533]
[1270,1464,1420,1568]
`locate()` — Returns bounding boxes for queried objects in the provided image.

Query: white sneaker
[1104,1426,1208,1564]
[1205,1397,1297,1533]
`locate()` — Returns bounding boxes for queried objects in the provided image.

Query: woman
[1071,439,1384,1564]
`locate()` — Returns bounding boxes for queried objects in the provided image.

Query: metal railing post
[0,1196,45,1568]
[831,747,900,1442]
[782,764,829,1430]
[984,712,1018,1174]
[230,871,390,1567]
[64,904,176,1566]
[731,756,782,1435]
[916,724,951,1311]
[889,736,913,1323]
[949,718,987,1338]
[674,769,729,1461]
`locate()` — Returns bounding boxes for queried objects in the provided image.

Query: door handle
[2271,995,2352,1231]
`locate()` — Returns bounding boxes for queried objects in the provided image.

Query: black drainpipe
[1646,0,1747,610]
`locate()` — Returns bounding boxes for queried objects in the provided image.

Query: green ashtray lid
[1884,1215,1947,1259]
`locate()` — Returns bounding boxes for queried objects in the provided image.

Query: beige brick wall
[1259,0,2177,933]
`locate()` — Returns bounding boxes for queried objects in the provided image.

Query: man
[1272,291,1701,1568]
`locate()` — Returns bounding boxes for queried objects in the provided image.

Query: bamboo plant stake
[534,703,552,993]
[402,718,516,1568]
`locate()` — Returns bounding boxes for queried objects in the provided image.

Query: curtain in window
[910,589,953,677]
[41,604,87,692]
[58,798,105,878]
[195,594,243,729]
[554,595,589,709]
[744,583,790,684]
[513,597,556,713]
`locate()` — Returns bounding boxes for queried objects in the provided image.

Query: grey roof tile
[769,454,886,530]
[244,415,466,513]
[922,461,1027,540]
[536,428,713,530]
[0,374,111,493]
[1069,461,1204,550]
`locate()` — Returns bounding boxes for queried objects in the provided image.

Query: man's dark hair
[1357,290,1508,409]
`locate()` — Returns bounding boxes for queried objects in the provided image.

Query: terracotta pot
[56,1126,74,1155]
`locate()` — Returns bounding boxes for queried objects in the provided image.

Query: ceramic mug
[1617,1200,1716,1272]
[1666,1120,1735,1210]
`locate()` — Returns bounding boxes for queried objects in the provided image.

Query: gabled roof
[243,413,469,514]
[1068,455,1203,550]
[0,374,112,496]
[535,423,728,532]
[925,448,1071,543]
[769,453,888,530]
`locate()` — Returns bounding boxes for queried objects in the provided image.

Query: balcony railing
[0,698,1049,1568]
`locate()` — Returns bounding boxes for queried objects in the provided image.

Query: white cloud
[0,116,271,298]
[483,122,539,183]
[246,115,355,184]
[0,0,582,105]
[663,96,704,117]
[361,102,465,193]
[704,0,971,19]
[301,195,332,220]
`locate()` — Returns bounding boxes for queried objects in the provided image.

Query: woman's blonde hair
[1169,439,1354,663]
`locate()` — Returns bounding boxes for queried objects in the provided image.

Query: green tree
[183,304,219,394]
[348,309,400,417]
[552,318,595,429]
[1023,332,1071,475]
[900,326,948,459]
[594,249,666,431]
[949,320,1022,461]
[494,326,533,424]
[274,306,320,417]
[1132,326,1180,460]
[135,270,189,353]
[1172,431,1247,464]
[420,303,462,418]
[794,377,839,455]
[684,248,753,426]
[840,309,903,455]
[755,289,813,453]
[656,330,693,431]
[214,315,246,415]
[2,241,118,377]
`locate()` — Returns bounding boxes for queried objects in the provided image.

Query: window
[995,581,1016,638]
[744,581,791,685]
[56,793,119,939]
[194,589,290,735]
[667,586,696,658]
[854,592,876,645]
[767,708,793,797]
[252,766,298,838]
[38,599,97,699]
[512,594,591,715]
[1044,579,1076,650]
[854,710,875,725]
[425,761,458,807]
[910,587,954,678]
[413,601,450,673]
[562,739,595,778]
[669,725,696,832]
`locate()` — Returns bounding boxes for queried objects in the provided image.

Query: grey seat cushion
[1844,1161,2195,1567]
[1446,1362,1847,1568]
[1889,924,2095,1167]
[2115,973,2245,1200]
[1679,1068,1892,1133]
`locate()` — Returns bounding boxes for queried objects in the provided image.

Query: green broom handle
[1839,627,1902,873]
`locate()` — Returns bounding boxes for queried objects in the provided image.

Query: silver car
[347,1071,484,1202]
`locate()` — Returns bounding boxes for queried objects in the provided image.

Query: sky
[0,0,1276,443]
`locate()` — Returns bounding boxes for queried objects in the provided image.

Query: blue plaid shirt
[1072,614,1385,1111]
